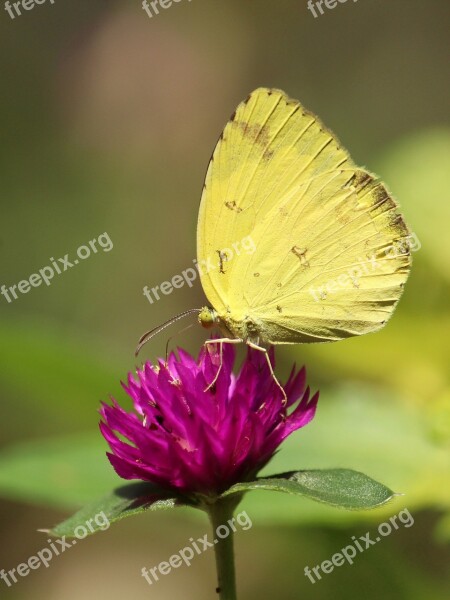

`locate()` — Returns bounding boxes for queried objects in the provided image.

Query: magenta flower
[100,344,318,496]
[56,343,393,600]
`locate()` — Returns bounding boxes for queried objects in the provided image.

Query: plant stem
[206,497,240,600]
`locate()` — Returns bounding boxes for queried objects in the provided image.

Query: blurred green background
[0,0,449,598]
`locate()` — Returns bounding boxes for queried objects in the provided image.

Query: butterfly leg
[246,341,287,404]
[203,338,243,392]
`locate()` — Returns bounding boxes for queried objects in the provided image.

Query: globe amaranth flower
[100,344,319,496]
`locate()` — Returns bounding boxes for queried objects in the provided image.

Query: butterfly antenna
[164,322,197,364]
[135,309,202,357]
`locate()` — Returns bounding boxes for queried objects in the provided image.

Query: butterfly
[137,88,412,395]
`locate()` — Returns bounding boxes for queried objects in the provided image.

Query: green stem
[206,497,240,600]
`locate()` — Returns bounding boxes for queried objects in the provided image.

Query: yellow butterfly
[137,88,412,393]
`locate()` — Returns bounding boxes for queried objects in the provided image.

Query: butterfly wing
[197,88,411,343]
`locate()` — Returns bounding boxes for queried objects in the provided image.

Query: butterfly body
[199,305,264,345]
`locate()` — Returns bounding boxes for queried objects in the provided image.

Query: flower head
[100,344,318,496]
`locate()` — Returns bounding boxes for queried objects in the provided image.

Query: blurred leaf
[295,314,450,406]
[249,385,450,527]
[223,469,395,510]
[376,128,450,283]
[0,316,123,437]
[49,482,183,538]
[0,433,117,508]
[435,512,450,544]
[429,389,450,445]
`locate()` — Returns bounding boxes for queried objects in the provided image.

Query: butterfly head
[198,306,219,329]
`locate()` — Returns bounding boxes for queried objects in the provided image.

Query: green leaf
[48,482,188,538]
[49,470,393,538]
[222,469,395,510]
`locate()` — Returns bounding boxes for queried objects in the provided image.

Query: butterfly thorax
[198,306,261,344]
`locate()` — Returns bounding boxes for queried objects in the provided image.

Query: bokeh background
[0,0,449,598]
